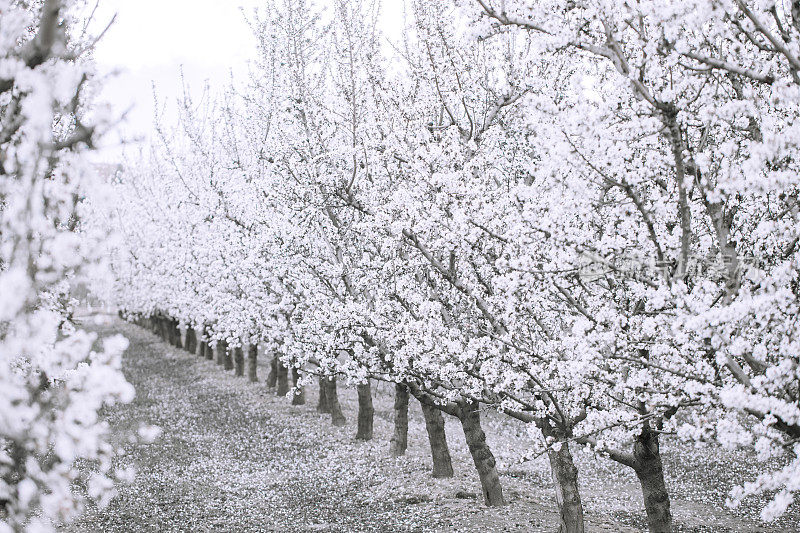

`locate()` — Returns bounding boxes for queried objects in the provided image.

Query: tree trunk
[633,428,672,533]
[223,345,234,371]
[389,383,409,456]
[317,376,331,413]
[546,438,584,533]
[233,346,244,377]
[190,328,197,353]
[185,327,197,353]
[215,340,227,366]
[206,334,217,361]
[458,402,505,507]
[326,377,346,427]
[165,318,176,346]
[267,355,278,389]
[197,326,206,358]
[172,320,182,349]
[204,337,214,360]
[291,367,305,405]
[247,344,258,382]
[195,331,204,357]
[420,402,454,478]
[276,360,290,396]
[355,381,374,440]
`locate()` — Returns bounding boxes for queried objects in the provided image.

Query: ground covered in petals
[64,315,797,532]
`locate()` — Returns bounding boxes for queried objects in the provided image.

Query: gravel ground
[64,314,797,532]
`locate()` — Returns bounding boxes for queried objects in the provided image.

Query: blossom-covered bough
[1,1,142,531]
[457,0,800,528]
[105,0,800,531]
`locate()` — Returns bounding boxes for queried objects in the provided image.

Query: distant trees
[105,0,800,530]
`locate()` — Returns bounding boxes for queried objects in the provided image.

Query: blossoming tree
[1,1,139,530]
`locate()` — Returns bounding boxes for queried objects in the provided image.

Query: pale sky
[92,0,407,159]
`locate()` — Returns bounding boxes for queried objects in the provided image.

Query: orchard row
[101,1,800,532]
[131,312,468,482]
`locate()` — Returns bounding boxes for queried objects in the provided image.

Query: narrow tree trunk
[633,428,672,533]
[317,376,331,413]
[326,377,346,427]
[355,381,374,440]
[166,318,176,346]
[276,360,290,396]
[204,336,214,360]
[215,340,227,366]
[247,344,258,382]
[458,402,505,506]
[233,346,244,377]
[195,330,205,357]
[172,320,182,349]
[420,402,454,478]
[546,438,585,533]
[291,367,305,405]
[267,355,278,389]
[389,383,409,456]
[185,327,197,353]
[197,326,206,357]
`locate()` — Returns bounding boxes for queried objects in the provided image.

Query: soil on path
[64,315,794,532]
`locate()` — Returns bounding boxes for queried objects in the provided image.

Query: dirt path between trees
[64,315,792,532]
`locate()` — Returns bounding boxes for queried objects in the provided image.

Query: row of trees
[105,0,800,531]
[1,1,141,532]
